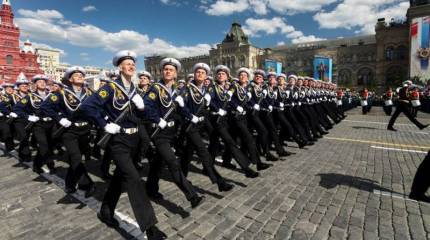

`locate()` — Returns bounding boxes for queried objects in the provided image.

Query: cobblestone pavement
[1,107,430,240]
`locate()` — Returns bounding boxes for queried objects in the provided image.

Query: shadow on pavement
[317,173,403,195]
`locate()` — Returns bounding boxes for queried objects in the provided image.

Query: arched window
[6,55,13,65]
[230,56,236,68]
[397,45,407,60]
[386,66,406,87]
[239,55,246,67]
[357,67,373,86]
[338,69,352,85]
[386,47,394,61]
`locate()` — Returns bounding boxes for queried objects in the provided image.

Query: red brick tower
[0,0,43,84]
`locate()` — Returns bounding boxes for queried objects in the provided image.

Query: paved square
[1,107,430,239]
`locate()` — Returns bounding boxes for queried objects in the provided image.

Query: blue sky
[8,0,409,69]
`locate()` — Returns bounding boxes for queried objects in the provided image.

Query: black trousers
[227,115,261,164]
[410,150,430,197]
[133,122,153,165]
[274,110,303,144]
[260,111,284,154]
[181,123,223,184]
[32,121,55,169]
[302,105,324,136]
[208,116,251,170]
[0,118,14,152]
[103,132,157,231]
[62,125,93,189]
[388,102,425,129]
[247,112,270,155]
[14,119,31,159]
[147,127,197,200]
[292,106,313,140]
[284,107,310,142]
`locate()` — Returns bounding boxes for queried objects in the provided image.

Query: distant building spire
[223,22,250,45]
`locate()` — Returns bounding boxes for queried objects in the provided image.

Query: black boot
[190,195,204,208]
[244,168,259,178]
[146,226,167,240]
[222,161,236,170]
[419,124,429,130]
[257,162,271,171]
[387,126,397,131]
[97,205,119,228]
[217,180,233,192]
[266,153,278,162]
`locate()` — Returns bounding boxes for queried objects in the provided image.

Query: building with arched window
[145,22,264,80]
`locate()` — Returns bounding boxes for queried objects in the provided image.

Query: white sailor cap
[138,70,152,80]
[237,67,252,79]
[403,80,412,86]
[98,71,110,82]
[288,74,298,80]
[214,65,230,76]
[31,74,49,83]
[15,78,30,86]
[253,69,266,78]
[206,76,213,81]
[193,62,210,74]
[2,83,14,88]
[52,79,66,88]
[232,78,239,83]
[266,71,277,78]
[187,73,194,79]
[160,58,181,72]
[277,73,287,80]
[297,76,304,80]
[65,66,86,80]
[112,50,137,67]
[178,79,186,84]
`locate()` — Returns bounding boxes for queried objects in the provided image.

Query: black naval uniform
[225,82,270,170]
[260,85,289,157]
[387,86,428,130]
[410,150,430,203]
[41,85,95,194]
[13,90,55,173]
[80,77,159,232]
[144,80,203,207]
[10,92,31,161]
[274,85,307,148]
[247,83,278,161]
[207,82,258,178]
[179,80,233,191]
[0,92,16,153]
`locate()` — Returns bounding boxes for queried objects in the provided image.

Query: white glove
[247,92,252,99]
[191,115,199,124]
[227,91,233,97]
[298,102,302,106]
[279,102,284,108]
[59,118,72,128]
[253,104,260,111]
[9,112,18,118]
[218,109,227,116]
[204,94,211,106]
[262,89,268,97]
[131,94,145,110]
[158,118,167,129]
[292,102,295,107]
[236,106,244,113]
[0,112,3,117]
[175,96,184,107]
[268,106,273,112]
[28,115,39,122]
[104,123,121,134]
